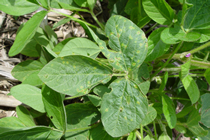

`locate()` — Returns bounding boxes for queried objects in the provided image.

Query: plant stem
[150,41,183,80]
[64,94,86,100]
[153,121,158,140]
[145,23,158,34]
[188,41,210,55]
[90,10,105,30]
[141,125,144,140]
[112,73,127,77]
[169,97,190,101]
[144,126,154,137]
[135,130,142,139]
[50,9,98,29]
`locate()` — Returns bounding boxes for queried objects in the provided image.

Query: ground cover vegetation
[0,0,210,139]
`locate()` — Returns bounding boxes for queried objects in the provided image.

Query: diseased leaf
[42,85,66,132]
[101,15,147,72]
[142,0,174,25]
[0,0,39,16]
[201,94,210,128]
[101,78,148,137]
[162,95,177,129]
[39,55,112,96]
[9,11,48,56]
[59,38,101,59]
[10,84,45,113]
[183,0,210,30]
[11,60,44,86]
[65,102,100,139]
[16,105,36,127]
[90,123,120,140]
[0,117,26,134]
[146,27,170,61]
[141,106,157,126]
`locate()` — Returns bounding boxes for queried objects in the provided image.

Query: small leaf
[176,106,193,118]
[0,0,39,16]
[174,124,186,134]
[142,0,174,25]
[45,25,58,47]
[0,117,26,134]
[74,0,88,7]
[187,108,200,127]
[162,95,177,129]
[101,78,148,137]
[10,84,45,113]
[158,133,171,140]
[87,0,97,10]
[16,105,36,127]
[127,130,136,140]
[102,15,148,72]
[39,55,112,96]
[204,68,210,85]
[53,38,72,55]
[59,38,101,59]
[159,72,168,92]
[188,125,208,137]
[90,123,120,140]
[201,94,210,128]
[146,27,170,61]
[11,60,44,86]
[141,106,157,126]
[9,11,48,56]
[88,94,101,107]
[20,40,40,57]
[42,85,66,132]
[65,102,100,139]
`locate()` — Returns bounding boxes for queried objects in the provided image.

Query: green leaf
[194,29,210,43]
[201,93,210,128]
[176,106,193,118]
[188,125,208,137]
[102,15,147,72]
[53,17,71,30]
[127,130,136,140]
[146,27,170,61]
[65,102,100,139]
[11,60,44,86]
[42,85,66,132]
[45,25,58,47]
[16,105,36,127]
[109,0,127,16]
[33,27,50,46]
[10,84,45,113]
[59,38,101,59]
[204,68,210,85]
[9,11,48,56]
[158,133,170,140]
[182,75,200,104]
[0,117,26,134]
[90,123,120,140]
[161,25,201,44]
[141,106,157,126]
[0,0,39,16]
[93,85,111,97]
[159,72,168,92]
[53,38,73,55]
[20,40,40,57]
[174,124,186,134]
[39,55,112,96]
[142,0,174,25]
[87,0,97,10]
[0,126,62,140]
[88,94,101,107]
[162,95,177,129]
[101,78,148,137]
[187,108,200,127]
[74,0,88,7]
[183,0,210,30]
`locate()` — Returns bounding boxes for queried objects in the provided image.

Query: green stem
[90,10,105,30]
[170,97,190,101]
[145,23,158,34]
[153,121,158,140]
[64,94,86,100]
[135,130,142,140]
[50,9,98,29]
[150,41,183,80]
[141,125,144,140]
[112,73,127,77]
[145,126,154,138]
[188,41,210,55]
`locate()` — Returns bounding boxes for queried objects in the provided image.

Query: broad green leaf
[109,0,127,16]
[65,102,100,139]
[158,133,170,140]
[198,129,210,140]
[146,27,170,61]
[20,40,40,57]
[88,94,101,107]
[11,60,44,86]
[16,105,36,127]
[144,135,153,140]
[53,38,73,55]
[101,78,148,137]
[59,38,101,59]
[176,106,193,118]
[42,85,66,132]
[39,55,112,96]
[87,0,97,10]
[33,27,50,46]
[183,0,210,30]
[180,60,191,79]
[195,29,210,43]
[142,0,174,25]
[174,124,186,133]
[162,95,177,129]
[10,84,45,113]
[0,117,26,134]
[141,106,157,126]
[188,125,208,137]
[102,15,147,72]
[39,0,49,8]
[93,85,111,97]
[127,130,136,140]
[45,25,58,47]
[0,126,61,140]
[201,94,210,128]
[161,25,201,44]
[9,11,48,56]
[0,0,39,16]
[90,123,120,140]
[187,108,200,127]
[204,68,210,85]
[74,0,88,7]
[182,75,200,104]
